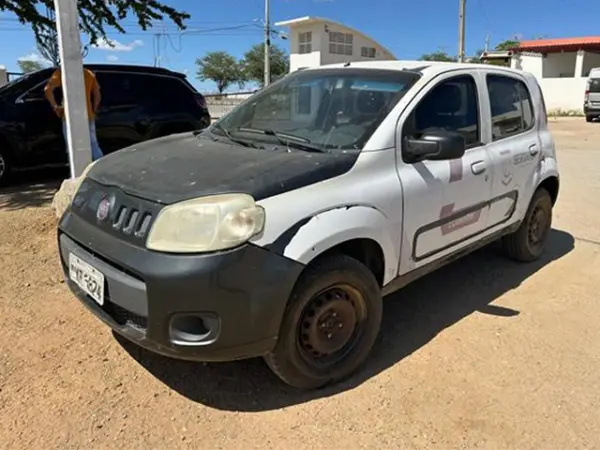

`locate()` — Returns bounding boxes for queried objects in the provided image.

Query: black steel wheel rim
[296,284,368,369]
[528,202,550,248]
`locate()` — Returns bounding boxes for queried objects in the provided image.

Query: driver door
[395,71,493,273]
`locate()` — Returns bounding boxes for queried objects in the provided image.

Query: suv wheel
[264,254,382,389]
[502,188,553,262]
[586,115,594,123]
[0,149,11,186]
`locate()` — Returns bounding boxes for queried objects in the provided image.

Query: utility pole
[484,33,491,52]
[264,0,271,87]
[458,0,466,63]
[54,0,92,178]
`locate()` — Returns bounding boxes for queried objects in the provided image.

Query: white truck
[58,61,559,389]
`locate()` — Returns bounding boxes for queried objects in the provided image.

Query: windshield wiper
[210,123,260,148]
[239,127,326,153]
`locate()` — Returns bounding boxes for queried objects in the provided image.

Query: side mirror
[403,130,466,163]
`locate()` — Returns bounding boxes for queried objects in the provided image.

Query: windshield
[0,70,46,98]
[215,68,420,151]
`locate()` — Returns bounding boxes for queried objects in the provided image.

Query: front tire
[502,187,553,262]
[586,115,594,123]
[265,254,382,390]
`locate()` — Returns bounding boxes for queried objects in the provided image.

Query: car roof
[31,64,185,78]
[304,60,526,77]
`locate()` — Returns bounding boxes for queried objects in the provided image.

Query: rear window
[588,78,600,93]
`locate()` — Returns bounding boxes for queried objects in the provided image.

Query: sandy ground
[0,118,599,450]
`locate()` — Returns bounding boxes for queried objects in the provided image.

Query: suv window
[140,74,195,104]
[403,75,480,149]
[588,78,600,93]
[487,74,534,141]
[94,72,137,106]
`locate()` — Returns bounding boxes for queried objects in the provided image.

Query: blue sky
[1,0,599,92]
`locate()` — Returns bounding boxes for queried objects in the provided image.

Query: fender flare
[268,205,399,285]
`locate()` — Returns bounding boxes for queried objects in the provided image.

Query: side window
[487,75,535,141]
[94,72,136,106]
[403,75,480,149]
[22,80,50,102]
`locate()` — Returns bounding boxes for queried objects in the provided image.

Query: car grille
[112,205,153,238]
[72,178,163,245]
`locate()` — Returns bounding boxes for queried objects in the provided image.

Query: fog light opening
[170,314,215,344]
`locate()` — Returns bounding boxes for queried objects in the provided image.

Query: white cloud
[106,55,119,62]
[17,53,46,63]
[93,38,144,52]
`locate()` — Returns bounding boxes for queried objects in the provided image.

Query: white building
[510,37,600,112]
[274,16,396,73]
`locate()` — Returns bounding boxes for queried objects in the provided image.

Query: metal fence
[204,91,258,120]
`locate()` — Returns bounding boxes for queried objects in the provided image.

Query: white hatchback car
[58,61,559,389]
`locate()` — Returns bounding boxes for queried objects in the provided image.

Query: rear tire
[502,188,553,262]
[264,254,382,390]
[0,149,12,186]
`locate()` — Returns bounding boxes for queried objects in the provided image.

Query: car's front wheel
[265,254,382,389]
[502,187,553,262]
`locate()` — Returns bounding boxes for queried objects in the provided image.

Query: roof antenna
[344,61,351,67]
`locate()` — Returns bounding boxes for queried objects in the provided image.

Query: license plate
[69,253,105,305]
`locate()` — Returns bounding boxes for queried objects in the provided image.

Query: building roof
[516,36,600,53]
[274,16,396,59]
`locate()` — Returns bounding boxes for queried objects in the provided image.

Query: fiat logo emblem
[97,197,111,221]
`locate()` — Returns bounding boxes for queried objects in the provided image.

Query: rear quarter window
[588,78,600,93]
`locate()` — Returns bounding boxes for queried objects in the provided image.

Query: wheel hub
[528,205,546,245]
[300,289,357,358]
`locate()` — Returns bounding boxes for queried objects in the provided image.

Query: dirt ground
[0,118,599,450]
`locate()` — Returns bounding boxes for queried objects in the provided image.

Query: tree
[35,7,60,67]
[196,51,244,94]
[17,59,44,73]
[495,40,520,51]
[241,43,289,86]
[419,50,457,62]
[0,0,190,46]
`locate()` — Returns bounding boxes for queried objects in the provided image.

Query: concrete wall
[0,66,7,87]
[538,78,587,111]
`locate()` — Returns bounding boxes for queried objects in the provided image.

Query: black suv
[0,64,210,184]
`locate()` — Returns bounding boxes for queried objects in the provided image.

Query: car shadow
[116,228,574,412]
[0,168,67,211]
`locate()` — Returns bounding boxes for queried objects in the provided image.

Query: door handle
[471,161,486,175]
[529,144,539,155]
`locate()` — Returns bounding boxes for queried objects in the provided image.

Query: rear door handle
[529,144,539,155]
[471,160,486,175]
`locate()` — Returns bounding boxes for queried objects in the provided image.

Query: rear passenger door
[483,73,540,228]
[141,75,199,136]
[93,71,148,153]
[397,71,493,270]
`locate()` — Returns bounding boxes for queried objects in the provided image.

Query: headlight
[146,193,265,253]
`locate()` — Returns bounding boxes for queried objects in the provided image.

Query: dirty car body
[58,61,560,389]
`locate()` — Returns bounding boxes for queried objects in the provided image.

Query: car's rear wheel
[0,149,12,186]
[502,187,553,262]
[264,254,382,389]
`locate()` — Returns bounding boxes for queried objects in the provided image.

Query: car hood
[87,132,359,204]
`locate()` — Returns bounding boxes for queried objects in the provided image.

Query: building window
[329,32,353,56]
[298,32,312,54]
[361,47,376,58]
